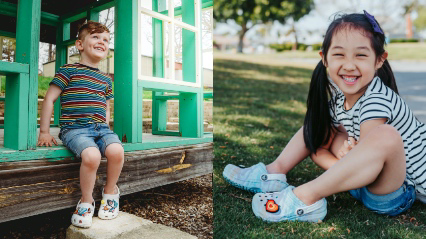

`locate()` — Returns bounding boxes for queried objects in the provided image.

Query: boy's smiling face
[76,31,110,63]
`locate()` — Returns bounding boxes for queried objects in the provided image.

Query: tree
[414,6,426,31]
[214,0,314,52]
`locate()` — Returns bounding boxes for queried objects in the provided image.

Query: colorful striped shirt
[50,63,113,129]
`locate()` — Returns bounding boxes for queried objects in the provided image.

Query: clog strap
[259,174,287,182]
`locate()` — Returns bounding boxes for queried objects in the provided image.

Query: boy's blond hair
[77,20,110,41]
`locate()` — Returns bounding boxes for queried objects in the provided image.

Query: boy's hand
[37,132,58,147]
[337,137,357,159]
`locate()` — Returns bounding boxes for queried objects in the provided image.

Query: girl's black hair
[303,12,398,154]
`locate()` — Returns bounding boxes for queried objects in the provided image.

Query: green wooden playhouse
[0,0,213,223]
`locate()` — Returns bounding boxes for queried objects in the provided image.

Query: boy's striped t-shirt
[330,76,426,201]
[50,63,113,128]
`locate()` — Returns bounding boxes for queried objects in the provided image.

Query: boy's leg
[104,143,124,194]
[80,147,102,203]
[266,127,312,174]
[293,124,406,205]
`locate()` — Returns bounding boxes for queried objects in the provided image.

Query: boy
[37,21,124,228]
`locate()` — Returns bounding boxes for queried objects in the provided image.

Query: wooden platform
[0,142,213,223]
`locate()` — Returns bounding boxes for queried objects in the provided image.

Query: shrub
[389,38,419,43]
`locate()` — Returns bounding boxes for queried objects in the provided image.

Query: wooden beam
[114,0,139,143]
[0,61,29,75]
[0,134,213,161]
[0,1,59,26]
[0,143,213,223]
[60,0,115,23]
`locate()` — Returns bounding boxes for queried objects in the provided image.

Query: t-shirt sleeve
[359,94,393,125]
[105,77,114,100]
[49,66,71,90]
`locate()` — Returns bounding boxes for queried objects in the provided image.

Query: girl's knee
[369,125,403,148]
[81,147,102,169]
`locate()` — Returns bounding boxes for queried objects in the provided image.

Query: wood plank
[0,142,213,223]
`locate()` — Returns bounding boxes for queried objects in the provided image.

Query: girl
[223,11,426,222]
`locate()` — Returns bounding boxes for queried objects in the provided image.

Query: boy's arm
[106,99,111,127]
[38,85,62,146]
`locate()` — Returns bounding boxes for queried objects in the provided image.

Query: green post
[5,0,41,149]
[88,9,100,22]
[151,0,168,133]
[53,22,70,126]
[114,0,139,143]
[179,0,202,137]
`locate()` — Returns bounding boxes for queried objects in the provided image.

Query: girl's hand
[37,132,58,147]
[337,137,357,159]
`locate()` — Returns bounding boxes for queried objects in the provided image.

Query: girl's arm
[310,124,347,170]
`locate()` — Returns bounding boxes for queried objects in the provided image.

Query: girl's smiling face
[321,28,387,106]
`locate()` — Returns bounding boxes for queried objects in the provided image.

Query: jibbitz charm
[297,209,304,215]
[265,199,279,213]
[261,175,268,181]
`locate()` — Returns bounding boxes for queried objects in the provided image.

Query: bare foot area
[0,174,213,239]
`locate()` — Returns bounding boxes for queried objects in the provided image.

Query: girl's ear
[376,51,388,69]
[319,51,327,67]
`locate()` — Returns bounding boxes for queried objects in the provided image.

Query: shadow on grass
[213,57,426,239]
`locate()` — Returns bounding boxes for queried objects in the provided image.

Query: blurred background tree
[214,0,314,53]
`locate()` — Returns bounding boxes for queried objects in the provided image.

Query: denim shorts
[59,123,122,158]
[349,181,416,216]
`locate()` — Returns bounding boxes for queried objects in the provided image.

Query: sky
[214,0,426,45]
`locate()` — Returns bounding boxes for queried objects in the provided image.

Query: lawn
[213,55,426,238]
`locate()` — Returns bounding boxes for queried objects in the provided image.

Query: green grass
[213,55,426,238]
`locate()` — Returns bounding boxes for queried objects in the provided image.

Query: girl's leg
[266,127,311,174]
[80,147,102,203]
[293,125,406,205]
[103,143,124,194]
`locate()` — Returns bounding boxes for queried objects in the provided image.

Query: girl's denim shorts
[349,181,416,216]
[59,123,122,158]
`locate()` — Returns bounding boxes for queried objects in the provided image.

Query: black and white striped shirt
[330,77,426,199]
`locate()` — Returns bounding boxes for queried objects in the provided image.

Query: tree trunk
[0,37,3,61]
[238,22,248,53]
[48,44,53,61]
[292,25,298,51]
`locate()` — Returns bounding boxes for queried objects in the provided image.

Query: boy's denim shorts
[349,181,416,216]
[59,123,122,158]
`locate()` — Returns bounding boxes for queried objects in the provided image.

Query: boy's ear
[319,51,327,67]
[75,39,84,51]
[376,51,388,69]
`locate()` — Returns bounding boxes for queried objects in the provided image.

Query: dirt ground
[0,174,212,239]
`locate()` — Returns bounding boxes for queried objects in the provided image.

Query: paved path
[390,61,426,123]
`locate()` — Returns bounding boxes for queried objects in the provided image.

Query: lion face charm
[265,199,279,213]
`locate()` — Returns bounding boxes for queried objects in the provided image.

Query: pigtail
[377,59,399,94]
[303,61,336,154]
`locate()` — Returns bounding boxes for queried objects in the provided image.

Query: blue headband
[363,10,384,35]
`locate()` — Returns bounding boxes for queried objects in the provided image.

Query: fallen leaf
[410,217,416,223]
[317,219,323,224]
[270,146,274,149]
[291,228,294,234]
[231,156,237,159]
[225,142,229,144]
[346,228,350,234]
[220,146,226,148]
[328,227,336,232]
[225,133,230,137]
[222,153,228,156]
